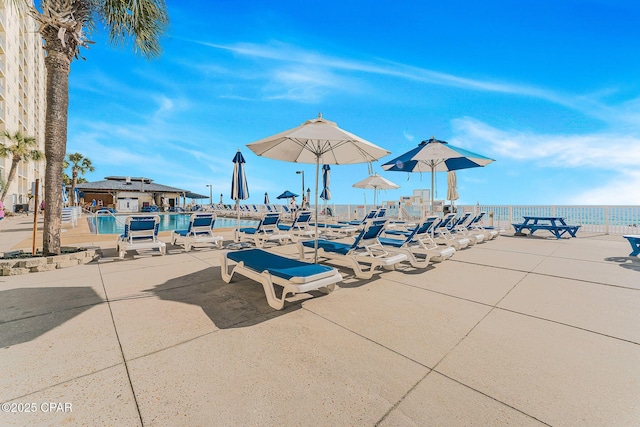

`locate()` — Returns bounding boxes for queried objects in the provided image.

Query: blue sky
[67,0,640,206]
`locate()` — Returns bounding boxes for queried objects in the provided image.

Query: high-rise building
[0,1,47,212]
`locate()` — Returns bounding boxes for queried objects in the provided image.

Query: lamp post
[296,170,304,200]
[206,184,212,206]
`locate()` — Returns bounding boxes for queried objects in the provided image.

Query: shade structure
[352,173,399,207]
[247,113,390,262]
[382,137,494,213]
[231,149,249,243]
[219,193,223,204]
[277,190,299,199]
[264,192,270,205]
[447,171,459,209]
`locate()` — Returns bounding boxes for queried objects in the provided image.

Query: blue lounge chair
[171,213,224,251]
[220,248,342,310]
[297,219,408,279]
[433,213,471,250]
[339,209,378,227]
[379,216,456,267]
[117,215,166,259]
[277,210,316,241]
[237,212,291,247]
[449,212,485,245]
[467,212,500,240]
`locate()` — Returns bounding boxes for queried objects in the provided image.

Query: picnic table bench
[622,235,640,256]
[512,216,580,239]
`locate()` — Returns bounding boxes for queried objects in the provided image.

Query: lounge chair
[277,210,316,241]
[220,248,342,310]
[449,212,485,245]
[379,216,456,267]
[117,215,166,259]
[171,213,224,251]
[433,213,471,250]
[297,219,408,279]
[467,212,500,240]
[237,212,291,247]
[339,209,378,227]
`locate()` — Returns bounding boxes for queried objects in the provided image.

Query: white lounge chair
[237,212,290,247]
[297,219,408,279]
[220,248,342,310]
[433,213,471,250]
[449,212,485,245]
[171,213,224,251]
[379,216,456,267]
[117,215,166,259]
[467,212,500,240]
[277,210,316,242]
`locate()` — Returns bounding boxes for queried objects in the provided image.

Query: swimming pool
[90,214,258,235]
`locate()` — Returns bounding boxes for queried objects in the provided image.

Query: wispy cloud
[188,39,633,126]
[402,130,415,142]
[451,117,640,170]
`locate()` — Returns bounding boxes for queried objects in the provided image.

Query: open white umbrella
[247,113,390,261]
[352,173,400,208]
[382,137,494,213]
[447,171,459,210]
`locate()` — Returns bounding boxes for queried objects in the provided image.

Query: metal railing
[311,203,640,235]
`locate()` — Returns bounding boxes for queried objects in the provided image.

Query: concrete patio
[0,214,639,426]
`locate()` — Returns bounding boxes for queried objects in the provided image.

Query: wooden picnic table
[512,216,580,239]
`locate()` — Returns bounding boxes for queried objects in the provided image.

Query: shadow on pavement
[145,266,307,329]
[0,287,103,347]
[604,256,640,272]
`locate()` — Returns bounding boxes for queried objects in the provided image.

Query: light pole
[206,184,212,206]
[296,170,304,199]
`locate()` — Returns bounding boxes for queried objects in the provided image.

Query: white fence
[313,203,640,235]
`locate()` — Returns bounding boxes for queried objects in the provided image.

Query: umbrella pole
[430,167,435,216]
[314,158,320,263]
[236,199,240,242]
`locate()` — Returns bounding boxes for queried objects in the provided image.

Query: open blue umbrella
[276,190,299,199]
[231,149,249,242]
[382,137,495,213]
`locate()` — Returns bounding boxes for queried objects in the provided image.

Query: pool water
[90,214,258,235]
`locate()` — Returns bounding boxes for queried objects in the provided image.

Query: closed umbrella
[62,184,69,207]
[247,113,390,262]
[264,192,270,205]
[231,149,249,243]
[382,137,494,214]
[320,165,331,201]
[352,173,399,208]
[447,171,459,211]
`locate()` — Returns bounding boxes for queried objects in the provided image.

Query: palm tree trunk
[42,43,71,256]
[0,159,19,202]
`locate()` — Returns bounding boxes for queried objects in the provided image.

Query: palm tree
[10,0,169,255]
[0,130,44,202]
[66,153,95,205]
